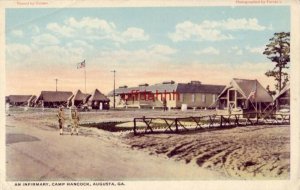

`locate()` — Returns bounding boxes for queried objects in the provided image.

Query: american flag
[77,60,85,69]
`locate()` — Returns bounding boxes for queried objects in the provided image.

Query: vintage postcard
[0,0,300,190]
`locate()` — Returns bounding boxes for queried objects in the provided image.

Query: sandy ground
[5,109,224,181]
[122,125,290,179]
[5,108,289,180]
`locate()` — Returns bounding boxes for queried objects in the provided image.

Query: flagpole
[255,80,258,120]
[84,62,86,93]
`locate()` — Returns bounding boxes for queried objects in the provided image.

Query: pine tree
[263,32,290,92]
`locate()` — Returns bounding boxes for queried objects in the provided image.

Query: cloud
[46,17,149,44]
[169,18,266,42]
[66,40,94,50]
[217,18,266,31]
[236,49,243,55]
[231,46,239,50]
[246,46,265,54]
[149,44,177,55]
[169,21,233,42]
[228,46,243,55]
[32,33,60,46]
[6,43,32,61]
[121,27,149,42]
[47,23,74,37]
[65,17,116,32]
[194,47,220,55]
[12,30,23,37]
[29,25,40,34]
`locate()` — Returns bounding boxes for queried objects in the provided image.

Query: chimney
[190,81,201,85]
[162,80,175,84]
[138,83,149,87]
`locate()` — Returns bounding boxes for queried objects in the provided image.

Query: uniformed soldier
[70,106,80,135]
[57,107,65,135]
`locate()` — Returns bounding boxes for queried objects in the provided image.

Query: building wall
[175,93,218,108]
[108,96,121,107]
[110,92,219,109]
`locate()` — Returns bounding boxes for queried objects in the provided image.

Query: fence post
[133,118,137,135]
[175,118,178,133]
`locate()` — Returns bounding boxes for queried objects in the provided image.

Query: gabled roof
[90,89,110,101]
[8,95,35,103]
[37,91,73,102]
[274,83,290,100]
[218,78,273,102]
[176,83,225,94]
[74,90,91,101]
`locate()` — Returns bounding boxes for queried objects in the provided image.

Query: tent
[217,78,273,114]
[88,89,110,110]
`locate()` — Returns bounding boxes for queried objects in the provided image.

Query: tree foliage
[263,32,290,92]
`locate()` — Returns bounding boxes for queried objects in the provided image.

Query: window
[192,94,195,102]
[201,94,206,103]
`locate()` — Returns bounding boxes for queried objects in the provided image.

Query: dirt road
[6,113,224,181]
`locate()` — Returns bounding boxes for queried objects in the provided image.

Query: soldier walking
[57,107,65,135]
[70,106,80,135]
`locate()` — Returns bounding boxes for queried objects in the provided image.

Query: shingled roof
[176,83,225,94]
[37,91,73,102]
[90,89,110,102]
[8,95,35,103]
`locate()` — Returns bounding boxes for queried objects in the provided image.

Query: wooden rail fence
[133,112,290,135]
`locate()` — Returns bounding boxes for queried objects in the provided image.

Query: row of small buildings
[6,89,110,110]
[5,78,290,113]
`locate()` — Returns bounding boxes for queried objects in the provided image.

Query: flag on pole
[77,60,85,69]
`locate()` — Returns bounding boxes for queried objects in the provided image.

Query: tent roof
[37,91,73,102]
[90,89,110,101]
[274,83,290,100]
[218,78,273,102]
[74,90,91,101]
[8,95,35,103]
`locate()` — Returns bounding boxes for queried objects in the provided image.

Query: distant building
[108,80,225,109]
[88,89,110,110]
[6,95,36,107]
[217,78,273,114]
[36,91,73,108]
[274,83,290,112]
[73,90,91,108]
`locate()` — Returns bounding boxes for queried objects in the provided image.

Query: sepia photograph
[1,0,300,190]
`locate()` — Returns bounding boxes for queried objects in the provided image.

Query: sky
[5,6,290,95]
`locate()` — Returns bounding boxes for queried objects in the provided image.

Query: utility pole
[111,70,116,109]
[55,78,58,91]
